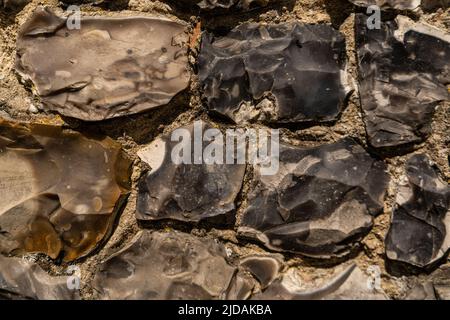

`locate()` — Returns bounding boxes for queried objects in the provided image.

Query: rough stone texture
[178,0,271,11]
[406,282,437,300]
[240,255,282,289]
[93,230,236,299]
[0,255,79,300]
[421,0,450,10]
[405,265,450,300]
[61,0,129,8]
[0,0,31,10]
[239,138,389,258]
[253,264,388,299]
[136,121,245,223]
[355,14,449,151]
[0,0,448,302]
[427,266,450,299]
[15,7,190,121]
[225,270,256,300]
[386,154,450,268]
[0,119,131,262]
[349,0,421,10]
[349,0,450,10]
[199,22,351,124]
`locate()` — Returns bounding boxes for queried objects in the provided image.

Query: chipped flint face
[0,119,131,262]
[406,282,437,300]
[159,120,279,174]
[94,233,271,300]
[199,22,352,124]
[239,138,390,258]
[386,154,450,269]
[253,263,388,299]
[0,255,79,300]
[240,255,282,289]
[394,15,450,51]
[417,266,450,299]
[93,230,236,299]
[136,121,251,223]
[15,7,190,121]
[355,14,449,150]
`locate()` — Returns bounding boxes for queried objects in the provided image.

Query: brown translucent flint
[0,255,79,300]
[15,7,190,121]
[93,230,236,299]
[0,119,131,261]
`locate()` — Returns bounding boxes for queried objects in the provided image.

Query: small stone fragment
[385,154,450,268]
[0,255,79,300]
[430,266,450,300]
[0,119,131,262]
[355,14,449,150]
[405,282,437,300]
[93,230,236,299]
[240,255,282,289]
[226,270,256,300]
[405,265,450,300]
[253,264,388,300]
[239,138,389,258]
[16,7,190,121]
[136,121,245,224]
[199,22,351,124]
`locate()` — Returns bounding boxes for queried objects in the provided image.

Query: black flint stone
[239,138,389,258]
[355,14,449,151]
[199,22,350,124]
[386,154,450,268]
[136,122,245,224]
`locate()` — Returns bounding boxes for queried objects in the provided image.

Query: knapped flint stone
[240,255,282,289]
[15,7,190,121]
[253,264,388,300]
[427,266,450,299]
[239,138,389,258]
[385,154,450,268]
[405,266,450,300]
[355,14,449,150]
[0,119,131,262]
[0,255,79,300]
[226,270,256,300]
[136,121,245,223]
[405,282,437,300]
[199,23,351,124]
[93,230,236,299]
